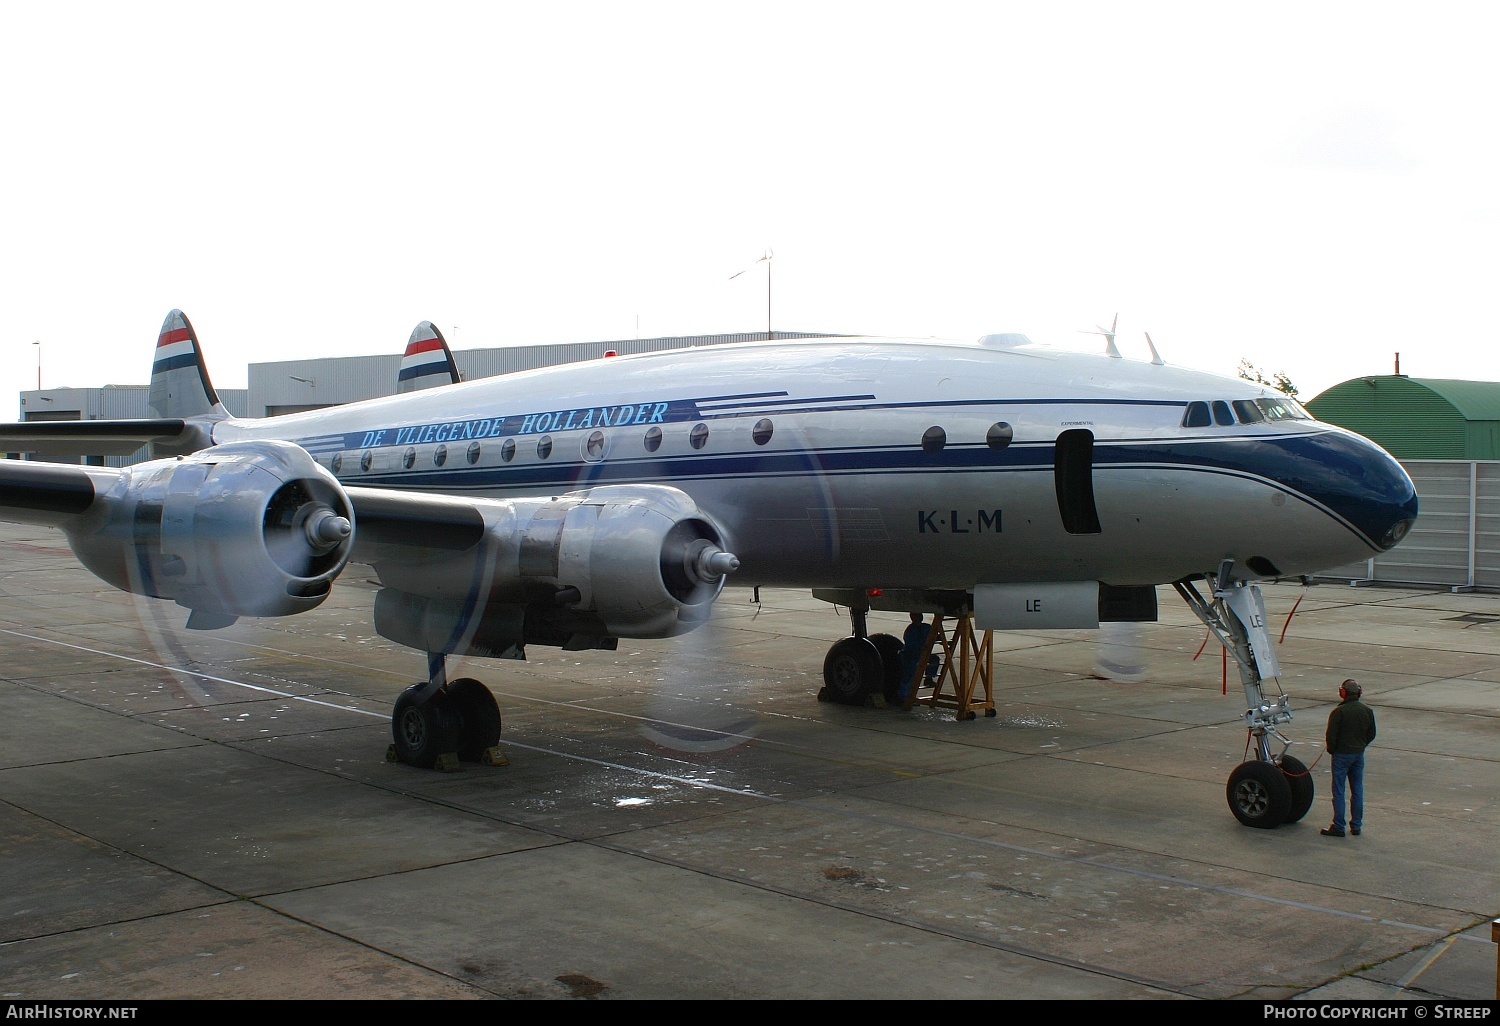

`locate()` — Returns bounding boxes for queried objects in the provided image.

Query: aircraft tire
[1276,754,1316,824]
[449,678,502,762]
[868,633,904,702]
[392,684,461,769]
[822,637,881,706]
[1226,759,1292,829]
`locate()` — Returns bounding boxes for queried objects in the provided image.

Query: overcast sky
[2,2,1494,416]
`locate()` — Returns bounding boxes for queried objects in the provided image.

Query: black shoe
[1350,828,1361,836]
[1320,827,1345,837]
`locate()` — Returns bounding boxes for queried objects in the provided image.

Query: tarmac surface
[0,518,1497,1001]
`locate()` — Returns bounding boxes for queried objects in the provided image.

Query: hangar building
[1307,375,1500,591]
[1305,375,1500,461]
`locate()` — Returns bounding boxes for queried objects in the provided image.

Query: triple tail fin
[149,310,225,419]
[396,322,461,393]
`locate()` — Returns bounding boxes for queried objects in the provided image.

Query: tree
[1237,359,1300,398]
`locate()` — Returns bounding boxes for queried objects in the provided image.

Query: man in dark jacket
[1321,678,1377,837]
[899,613,938,701]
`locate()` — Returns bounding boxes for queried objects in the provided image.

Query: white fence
[1318,460,1500,591]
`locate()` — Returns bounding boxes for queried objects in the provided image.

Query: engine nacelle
[68,440,354,621]
[371,484,738,655]
[521,485,738,638]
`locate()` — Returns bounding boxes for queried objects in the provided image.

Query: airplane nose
[1299,428,1419,553]
[1364,443,1419,552]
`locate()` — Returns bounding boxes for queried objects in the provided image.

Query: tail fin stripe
[148,309,223,421]
[153,353,201,374]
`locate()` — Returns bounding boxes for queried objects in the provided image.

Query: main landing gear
[1175,564,1314,829]
[389,653,505,769]
[819,606,903,706]
[818,601,994,719]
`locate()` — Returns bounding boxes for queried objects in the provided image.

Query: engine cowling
[370,484,739,655]
[521,485,738,637]
[68,440,354,620]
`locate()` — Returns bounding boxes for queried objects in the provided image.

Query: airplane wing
[0,419,199,457]
[0,442,738,649]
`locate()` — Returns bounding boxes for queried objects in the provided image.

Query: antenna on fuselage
[1082,313,1122,358]
[1144,331,1165,366]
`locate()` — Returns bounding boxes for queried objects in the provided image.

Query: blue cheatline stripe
[697,393,869,411]
[318,431,1413,553]
[304,395,1198,451]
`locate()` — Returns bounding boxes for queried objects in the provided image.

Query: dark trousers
[1330,751,1366,831]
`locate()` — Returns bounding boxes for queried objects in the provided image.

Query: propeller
[263,479,353,579]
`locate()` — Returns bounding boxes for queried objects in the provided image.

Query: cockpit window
[1186,397,1307,428]
[1257,397,1312,421]
[1233,400,1264,423]
[1183,401,1211,428]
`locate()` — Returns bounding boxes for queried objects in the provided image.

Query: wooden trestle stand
[902,613,997,721]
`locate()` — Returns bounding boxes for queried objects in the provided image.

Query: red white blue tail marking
[148,309,221,418]
[397,322,461,393]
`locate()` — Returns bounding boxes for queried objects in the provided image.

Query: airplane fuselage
[213,336,1418,591]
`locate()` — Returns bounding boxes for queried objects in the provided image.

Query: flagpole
[763,248,773,340]
[729,249,773,340]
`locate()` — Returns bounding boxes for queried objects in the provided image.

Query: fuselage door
[1054,428,1101,535]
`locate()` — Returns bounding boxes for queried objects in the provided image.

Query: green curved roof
[1307,376,1500,460]
[1405,379,1500,421]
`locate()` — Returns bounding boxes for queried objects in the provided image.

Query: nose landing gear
[1176,566,1313,829]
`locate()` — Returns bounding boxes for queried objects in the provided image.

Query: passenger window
[331,453,344,474]
[500,438,515,462]
[402,447,416,469]
[1183,402,1211,428]
[360,450,373,472]
[1213,401,1234,426]
[752,419,774,446]
[537,435,554,459]
[584,430,606,460]
[922,426,946,453]
[466,441,482,465]
[644,426,663,452]
[987,422,1014,450]
[433,444,448,467]
[690,423,709,450]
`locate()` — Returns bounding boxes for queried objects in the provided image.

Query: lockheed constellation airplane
[0,312,1418,828]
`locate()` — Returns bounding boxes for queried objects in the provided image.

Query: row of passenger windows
[1181,397,1311,428]
[330,418,778,474]
[326,418,1021,474]
[324,399,1311,475]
